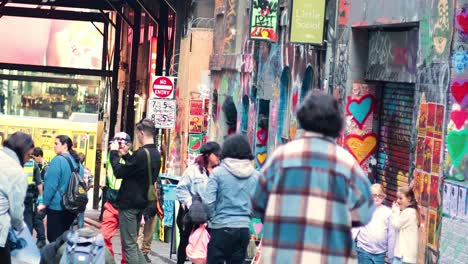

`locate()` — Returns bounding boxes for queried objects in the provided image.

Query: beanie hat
[200,141,221,156]
[221,134,254,160]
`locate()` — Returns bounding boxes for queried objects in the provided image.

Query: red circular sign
[152,76,173,98]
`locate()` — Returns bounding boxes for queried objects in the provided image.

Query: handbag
[143,149,164,219]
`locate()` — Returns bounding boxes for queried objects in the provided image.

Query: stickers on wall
[188,133,203,154]
[429,175,440,210]
[427,210,438,249]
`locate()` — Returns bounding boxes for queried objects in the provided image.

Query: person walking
[109,119,161,264]
[76,152,93,229]
[22,159,43,234]
[100,132,132,264]
[204,134,260,264]
[37,135,84,242]
[391,187,419,264]
[252,90,375,264]
[0,132,34,263]
[31,147,48,248]
[175,141,221,264]
[354,184,395,264]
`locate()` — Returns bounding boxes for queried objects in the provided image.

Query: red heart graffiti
[451,81,468,104]
[256,128,268,146]
[451,109,468,129]
[456,12,468,33]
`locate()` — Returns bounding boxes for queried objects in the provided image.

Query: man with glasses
[109,119,161,264]
[101,132,132,263]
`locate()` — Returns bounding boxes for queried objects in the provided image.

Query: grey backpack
[59,228,106,264]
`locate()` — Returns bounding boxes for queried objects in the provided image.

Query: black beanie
[221,134,254,160]
[200,141,221,155]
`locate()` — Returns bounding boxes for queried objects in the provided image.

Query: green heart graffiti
[446,129,468,168]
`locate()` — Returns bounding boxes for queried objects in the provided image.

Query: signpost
[150,75,175,99]
[147,99,176,129]
[289,0,326,44]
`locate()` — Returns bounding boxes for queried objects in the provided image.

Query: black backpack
[60,155,88,214]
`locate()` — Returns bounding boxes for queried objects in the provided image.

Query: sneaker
[144,254,151,263]
[36,240,46,249]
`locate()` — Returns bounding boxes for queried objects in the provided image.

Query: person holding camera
[100,132,132,263]
[109,119,161,264]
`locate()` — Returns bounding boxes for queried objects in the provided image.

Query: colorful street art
[249,0,279,42]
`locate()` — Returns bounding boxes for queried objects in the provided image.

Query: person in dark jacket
[109,119,161,264]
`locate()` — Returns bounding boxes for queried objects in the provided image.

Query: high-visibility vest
[106,151,131,190]
[23,159,35,185]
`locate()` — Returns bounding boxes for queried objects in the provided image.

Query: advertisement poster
[450,184,459,218]
[203,115,209,133]
[429,175,440,210]
[7,126,32,137]
[458,187,467,219]
[435,104,445,139]
[188,133,203,154]
[427,210,437,248]
[189,116,203,133]
[416,136,425,169]
[249,0,279,42]
[431,139,442,174]
[290,0,326,44]
[189,100,203,116]
[204,99,210,115]
[418,103,428,137]
[426,103,436,138]
[443,183,451,216]
[33,128,60,151]
[421,172,430,207]
[413,169,423,201]
[423,137,433,173]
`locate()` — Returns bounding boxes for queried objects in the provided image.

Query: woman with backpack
[175,141,221,264]
[37,135,84,242]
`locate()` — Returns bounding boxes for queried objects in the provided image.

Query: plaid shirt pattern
[253,133,375,264]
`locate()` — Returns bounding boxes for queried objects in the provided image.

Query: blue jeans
[356,246,386,264]
[77,212,85,229]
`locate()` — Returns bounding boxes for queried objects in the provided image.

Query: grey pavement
[84,208,182,264]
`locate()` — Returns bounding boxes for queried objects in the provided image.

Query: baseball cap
[112,132,132,143]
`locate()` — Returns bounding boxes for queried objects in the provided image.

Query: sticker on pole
[150,76,175,99]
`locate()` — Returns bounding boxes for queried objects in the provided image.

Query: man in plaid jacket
[252,90,375,264]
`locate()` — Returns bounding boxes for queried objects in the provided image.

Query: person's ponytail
[69,148,80,164]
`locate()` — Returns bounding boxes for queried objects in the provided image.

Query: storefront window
[0,70,102,119]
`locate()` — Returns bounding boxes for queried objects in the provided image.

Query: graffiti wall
[439,1,468,263]
[337,0,461,262]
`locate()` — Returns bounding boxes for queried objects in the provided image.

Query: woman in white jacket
[391,186,419,264]
[0,132,34,263]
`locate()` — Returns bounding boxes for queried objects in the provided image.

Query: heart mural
[346,94,376,129]
[451,109,468,130]
[451,80,468,105]
[446,129,468,168]
[456,10,468,33]
[344,133,378,165]
[256,128,268,146]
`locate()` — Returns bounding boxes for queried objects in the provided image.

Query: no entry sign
[150,75,175,99]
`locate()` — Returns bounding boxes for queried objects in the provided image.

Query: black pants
[0,241,11,264]
[176,206,195,264]
[24,201,34,234]
[46,209,76,243]
[207,227,250,264]
[34,206,46,242]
